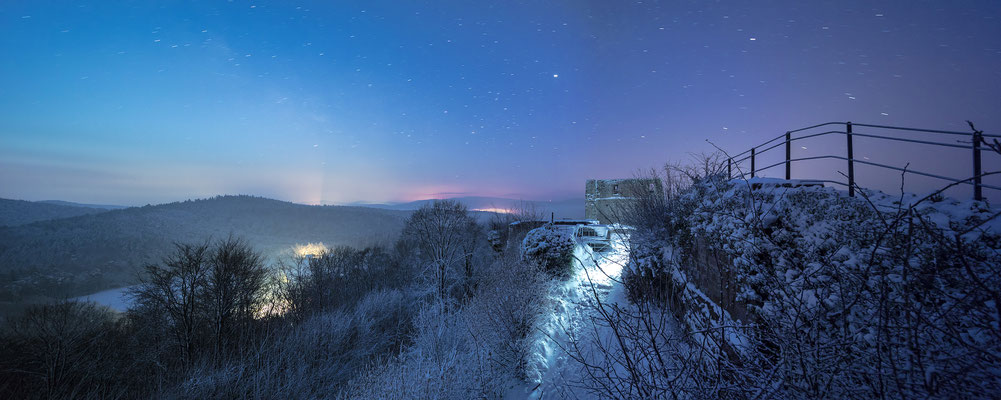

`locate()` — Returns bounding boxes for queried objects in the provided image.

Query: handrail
[742,121,999,153]
[751,155,1001,191]
[733,130,845,164]
[789,130,845,144]
[728,119,992,160]
[787,121,844,134]
[850,132,974,150]
[730,132,787,159]
[852,122,1001,138]
[754,155,842,172]
[726,121,997,200]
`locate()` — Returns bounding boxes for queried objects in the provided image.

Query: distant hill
[0,198,111,227]
[349,196,584,220]
[0,195,410,301]
[37,200,128,210]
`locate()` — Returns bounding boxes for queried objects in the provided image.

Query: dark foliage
[0,198,108,227]
[0,301,141,399]
[273,245,408,321]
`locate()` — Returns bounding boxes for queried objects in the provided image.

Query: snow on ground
[510,230,666,399]
[507,181,998,399]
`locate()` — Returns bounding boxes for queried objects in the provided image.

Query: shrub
[621,237,674,305]
[615,175,1001,398]
[167,288,416,399]
[271,245,405,320]
[465,257,549,378]
[521,225,575,278]
[340,302,505,399]
[0,300,124,399]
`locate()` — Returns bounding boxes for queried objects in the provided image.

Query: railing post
[750,147,756,178]
[785,131,792,180]
[974,129,983,201]
[847,121,855,197]
[727,158,732,179]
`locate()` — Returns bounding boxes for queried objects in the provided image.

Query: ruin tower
[585,178,663,225]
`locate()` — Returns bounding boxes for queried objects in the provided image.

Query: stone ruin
[585,178,662,225]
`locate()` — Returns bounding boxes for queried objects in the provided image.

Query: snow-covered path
[519,234,632,399]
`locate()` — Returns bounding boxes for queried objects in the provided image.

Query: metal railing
[726,122,1001,200]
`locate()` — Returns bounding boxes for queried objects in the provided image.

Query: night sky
[1,1,999,205]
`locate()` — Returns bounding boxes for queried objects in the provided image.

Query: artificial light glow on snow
[581,234,629,289]
[525,229,632,397]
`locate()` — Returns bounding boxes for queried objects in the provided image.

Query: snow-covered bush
[622,236,673,305]
[465,257,550,378]
[573,154,1001,399]
[486,228,504,252]
[169,288,415,399]
[645,177,1001,398]
[622,174,728,305]
[521,225,576,278]
[173,310,355,399]
[343,257,550,398]
[340,302,507,399]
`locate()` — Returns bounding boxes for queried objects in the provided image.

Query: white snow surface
[508,231,671,399]
[509,181,1000,398]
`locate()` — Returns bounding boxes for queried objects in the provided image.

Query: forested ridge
[0,195,409,301]
[0,198,109,227]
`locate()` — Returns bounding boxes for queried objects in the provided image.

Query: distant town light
[294,242,328,257]
[473,207,514,214]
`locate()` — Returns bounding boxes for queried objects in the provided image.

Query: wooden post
[974,129,983,201]
[751,148,756,178]
[785,131,792,180]
[847,122,855,197]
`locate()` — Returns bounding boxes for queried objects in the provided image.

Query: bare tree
[129,241,211,368]
[399,200,480,300]
[204,236,268,362]
[270,251,312,321]
[271,244,404,320]
[0,301,117,399]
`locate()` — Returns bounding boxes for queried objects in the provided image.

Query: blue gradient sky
[1,1,999,205]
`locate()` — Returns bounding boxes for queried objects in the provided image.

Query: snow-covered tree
[398,200,480,299]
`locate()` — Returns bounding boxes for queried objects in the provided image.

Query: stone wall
[665,236,753,368]
[584,178,663,225]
